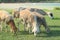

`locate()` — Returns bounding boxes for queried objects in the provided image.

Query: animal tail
[31,12,44,18]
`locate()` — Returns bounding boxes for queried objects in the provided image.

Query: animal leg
[32,16,40,36]
[42,18,50,33]
[7,20,18,34]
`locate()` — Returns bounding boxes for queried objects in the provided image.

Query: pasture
[0,8,60,40]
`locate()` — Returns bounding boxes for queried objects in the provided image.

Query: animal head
[47,12,54,19]
[12,10,20,18]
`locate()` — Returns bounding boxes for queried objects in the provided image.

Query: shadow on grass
[53,18,60,20]
[16,29,60,37]
[36,25,60,37]
[37,25,60,37]
[49,25,60,28]
[47,30,60,37]
[15,25,60,37]
[36,30,60,37]
[17,31,32,35]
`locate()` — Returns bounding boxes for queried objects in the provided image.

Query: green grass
[0,9,60,40]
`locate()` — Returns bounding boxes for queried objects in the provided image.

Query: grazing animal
[12,8,50,36]
[0,10,18,33]
[13,9,50,36]
[13,9,42,36]
[19,9,41,36]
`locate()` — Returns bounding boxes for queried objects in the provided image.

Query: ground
[0,9,60,40]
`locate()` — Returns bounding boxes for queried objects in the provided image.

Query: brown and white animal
[0,10,18,33]
[20,9,42,36]
[12,9,50,36]
[18,7,54,19]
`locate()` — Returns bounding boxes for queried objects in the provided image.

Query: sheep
[0,10,18,33]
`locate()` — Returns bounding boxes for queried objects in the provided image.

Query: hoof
[46,28,50,33]
[34,32,37,36]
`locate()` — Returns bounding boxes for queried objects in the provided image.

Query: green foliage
[0,0,60,3]
[54,7,60,10]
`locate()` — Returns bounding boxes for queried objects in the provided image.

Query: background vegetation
[0,0,60,3]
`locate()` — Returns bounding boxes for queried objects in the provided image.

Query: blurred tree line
[0,0,60,3]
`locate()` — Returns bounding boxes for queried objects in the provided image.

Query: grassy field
[0,9,60,40]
